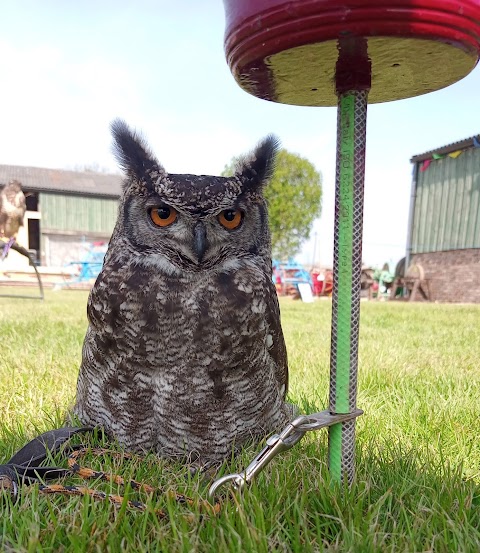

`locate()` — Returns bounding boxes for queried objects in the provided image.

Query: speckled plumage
[0,180,26,239]
[74,120,292,462]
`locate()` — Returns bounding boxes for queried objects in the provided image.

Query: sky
[1,1,480,269]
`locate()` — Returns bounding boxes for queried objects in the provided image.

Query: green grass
[0,289,479,552]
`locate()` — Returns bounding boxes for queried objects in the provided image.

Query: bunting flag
[418,136,480,170]
[420,159,431,171]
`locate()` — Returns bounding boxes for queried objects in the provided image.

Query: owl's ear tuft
[111,119,165,183]
[234,134,280,191]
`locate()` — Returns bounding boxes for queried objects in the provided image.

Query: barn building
[0,165,122,271]
[407,136,480,303]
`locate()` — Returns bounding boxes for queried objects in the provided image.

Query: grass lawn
[0,289,479,552]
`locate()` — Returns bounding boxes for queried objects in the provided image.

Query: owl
[74,120,292,463]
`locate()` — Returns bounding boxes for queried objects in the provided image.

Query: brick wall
[411,249,480,303]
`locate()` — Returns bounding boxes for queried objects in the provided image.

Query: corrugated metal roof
[0,164,123,198]
[411,135,480,163]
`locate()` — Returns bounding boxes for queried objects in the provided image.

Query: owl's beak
[193,222,207,262]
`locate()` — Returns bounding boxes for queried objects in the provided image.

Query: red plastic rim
[223,0,480,105]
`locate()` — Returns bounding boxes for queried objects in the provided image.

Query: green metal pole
[328,42,370,483]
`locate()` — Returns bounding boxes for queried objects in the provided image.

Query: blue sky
[1,1,479,268]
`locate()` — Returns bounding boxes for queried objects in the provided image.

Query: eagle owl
[74,120,292,463]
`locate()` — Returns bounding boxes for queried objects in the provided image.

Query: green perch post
[328,47,370,483]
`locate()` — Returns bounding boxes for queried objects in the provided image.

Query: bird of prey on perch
[0,180,26,260]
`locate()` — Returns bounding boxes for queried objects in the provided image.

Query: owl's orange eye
[218,209,243,230]
[149,206,177,227]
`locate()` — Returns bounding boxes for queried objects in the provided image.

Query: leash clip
[208,409,363,498]
[209,415,309,498]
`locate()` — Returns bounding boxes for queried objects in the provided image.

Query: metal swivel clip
[208,408,363,498]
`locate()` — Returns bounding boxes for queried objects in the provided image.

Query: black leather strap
[0,426,94,497]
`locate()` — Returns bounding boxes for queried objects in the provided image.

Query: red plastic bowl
[223,0,480,105]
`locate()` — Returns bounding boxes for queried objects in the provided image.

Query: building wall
[411,248,480,303]
[1,184,119,271]
[40,192,118,234]
[42,233,110,267]
[39,192,118,266]
[412,147,480,253]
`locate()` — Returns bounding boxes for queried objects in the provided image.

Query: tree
[222,149,322,259]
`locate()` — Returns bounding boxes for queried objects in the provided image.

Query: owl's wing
[264,277,289,399]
